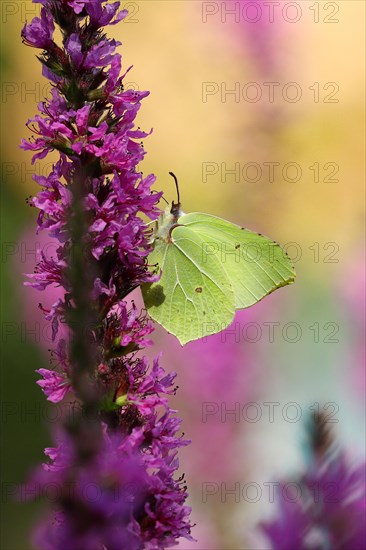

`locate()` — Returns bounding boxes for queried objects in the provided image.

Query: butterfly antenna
[169,172,180,206]
[151,189,169,205]
[160,194,170,205]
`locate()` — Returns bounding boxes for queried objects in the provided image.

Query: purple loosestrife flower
[21,8,55,49]
[31,361,191,549]
[260,413,366,550]
[22,0,192,547]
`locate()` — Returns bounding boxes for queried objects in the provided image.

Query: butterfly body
[142,203,296,345]
[154,205,183,243]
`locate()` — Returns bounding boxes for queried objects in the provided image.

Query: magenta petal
[36,369,71,403]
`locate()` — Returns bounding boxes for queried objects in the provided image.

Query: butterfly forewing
[180,213,296,309]
[142,225,235,345]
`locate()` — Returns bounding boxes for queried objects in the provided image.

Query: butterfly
[141,173,296,345]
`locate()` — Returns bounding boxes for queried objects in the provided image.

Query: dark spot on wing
[143,284,166,307]
[195,287,203,293]
[235,244,240,249]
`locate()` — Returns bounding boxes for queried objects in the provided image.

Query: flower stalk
[21,1,192,547]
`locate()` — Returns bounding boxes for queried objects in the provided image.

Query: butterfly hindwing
[142,224,235,345]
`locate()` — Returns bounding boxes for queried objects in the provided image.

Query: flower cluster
[22,0,192,547]
[31,360,192,550]
[260,414,366,550]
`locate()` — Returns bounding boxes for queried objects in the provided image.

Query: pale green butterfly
[141,173,296,345]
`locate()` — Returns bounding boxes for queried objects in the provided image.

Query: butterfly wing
[141,225,235,345]
[179,212,296,309]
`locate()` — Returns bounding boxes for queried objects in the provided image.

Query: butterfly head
[169,172,182,222]
[154,173,184,242]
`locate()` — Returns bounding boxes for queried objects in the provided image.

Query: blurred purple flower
[213,0,285,77]
[36,367,71,403]
[237,0,283,76]
[261,415,366,550]
[163,307,259,482]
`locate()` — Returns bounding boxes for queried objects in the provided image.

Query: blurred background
[0,1,365,548]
